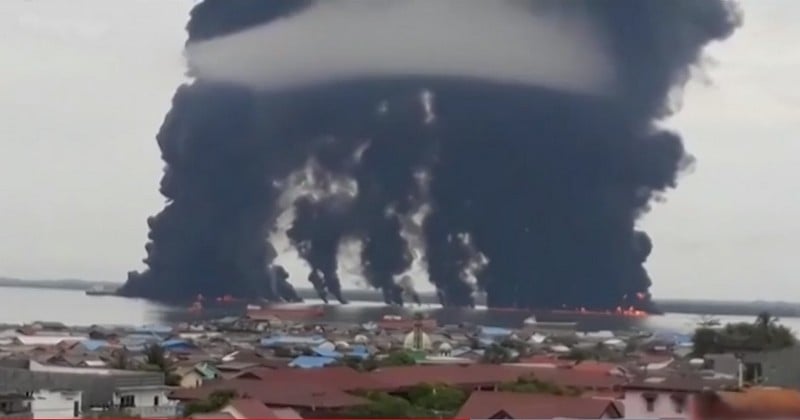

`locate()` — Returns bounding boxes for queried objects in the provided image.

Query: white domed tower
[403,317,432,351]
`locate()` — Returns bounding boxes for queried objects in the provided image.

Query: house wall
[743,346,800,388]
[621,390,689,419]
[180,371,204,389]
[113,388,177,418]
[31,390,82,419]
[113,388,171,408]
[0,395,31,418]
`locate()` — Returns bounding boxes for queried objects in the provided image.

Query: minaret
[413,317,424,351]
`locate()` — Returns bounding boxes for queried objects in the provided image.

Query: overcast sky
[0,0,797,301]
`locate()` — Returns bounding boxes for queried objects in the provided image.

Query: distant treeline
[0,277,118,291]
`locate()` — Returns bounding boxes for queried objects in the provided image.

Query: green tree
[183,390,237,416]
[499,375,580,396]
[755,311,777,330]
[563,347,589,361]
[692,327,721,356]
[144,344,169,371]
[108,349,130,370]
[500,338,530,356]
[342,392,432,418]
[481,344,515,364]
[406,383,467,415]
[381,350,417,367]
[339,355,380,372]
[692,313,796,356]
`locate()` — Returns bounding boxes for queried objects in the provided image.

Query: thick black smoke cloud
[121,0,741,309]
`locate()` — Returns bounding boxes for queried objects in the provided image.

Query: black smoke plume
[286,195,349,303]
[121,0,741,309]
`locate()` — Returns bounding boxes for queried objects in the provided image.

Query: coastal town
[0,304,798,419]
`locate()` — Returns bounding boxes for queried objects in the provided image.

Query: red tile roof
[226,398,278,419]
[269,408,303,419]
[170,368,373,410]
[230,366,380,390]
[457,391,623,418]
[231,367,276,380]
[170,364,625,410]
[571,361,622,373]
[367,364,625,390]
[517,355,575,367]
[171,379,368,410]
[189,412,234,419]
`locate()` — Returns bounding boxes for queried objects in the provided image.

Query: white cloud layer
[186,0,615,95]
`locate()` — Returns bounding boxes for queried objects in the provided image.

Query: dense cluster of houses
[0,314,798,419]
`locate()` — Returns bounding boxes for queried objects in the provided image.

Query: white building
[31,390,82,419]
[114,385,177,418]
[11,361,176,417]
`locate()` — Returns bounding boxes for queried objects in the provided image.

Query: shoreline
[3,282,800,318]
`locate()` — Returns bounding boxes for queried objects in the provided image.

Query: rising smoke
[121,0,741,309]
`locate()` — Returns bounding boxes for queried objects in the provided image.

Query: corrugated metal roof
[259,335,326,347]
[160,339,193,348]
[479,326,513,337]
[288,356,336,369]
[133,324,173,334]
[16,335,85,346]
[312,347,343,358]
[79,339,109,352]
[350,344,369,354]
[457,391,623,419]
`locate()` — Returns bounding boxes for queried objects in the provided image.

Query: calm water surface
[2,286,799,335]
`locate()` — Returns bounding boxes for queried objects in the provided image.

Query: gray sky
[0,0,797,301]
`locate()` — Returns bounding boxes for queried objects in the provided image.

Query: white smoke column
[186,0,615,95]
[269,156,358,285]
[336,237,366,289]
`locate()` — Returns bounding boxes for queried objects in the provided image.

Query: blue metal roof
[80,339,110,352]
[312,347,343,358]
[479,326,513,337]
[260,335,327,347]
[350,344,369,354]
[160,339,193,348]
[288,356,336,369]
[133,324,173,334]
[123,332,162,343]
[478,337,496,347]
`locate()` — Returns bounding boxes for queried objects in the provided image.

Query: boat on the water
[486,306,531,313]
[551,306,648,318]
[246,304,325,321]
[523,315,578,329]
[85,286,118,296]
[377,314,438,331]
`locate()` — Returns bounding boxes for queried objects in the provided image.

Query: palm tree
[696,314,721,328]
[755,311,777,331]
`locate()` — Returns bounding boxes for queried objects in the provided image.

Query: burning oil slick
[120,0,741,310]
